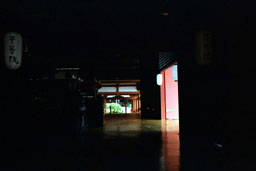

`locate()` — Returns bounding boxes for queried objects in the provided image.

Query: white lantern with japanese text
[4,32,23,69]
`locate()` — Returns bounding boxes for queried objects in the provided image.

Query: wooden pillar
[138,95,140,113]
[136,98,139,113]
[104,96,107,114]
[139,95,141,113]
[134,99,137,113]
[132,99,134,113]
[135,99,137,113]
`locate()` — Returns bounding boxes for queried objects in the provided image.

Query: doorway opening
[98,80,141,118]
[159,61,180,170]
[160,61,179,124]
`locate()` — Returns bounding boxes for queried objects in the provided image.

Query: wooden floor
[18,118,180,171]
[90,118,180,171]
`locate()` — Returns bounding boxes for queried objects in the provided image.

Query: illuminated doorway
[160,62,179,120]
[98,80,141,117]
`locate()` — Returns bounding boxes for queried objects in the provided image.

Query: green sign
[166,109,175,112]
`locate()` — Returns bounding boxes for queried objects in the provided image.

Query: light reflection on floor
[20,118,180,171]
[161,120,180,171]
[99,118,180,171]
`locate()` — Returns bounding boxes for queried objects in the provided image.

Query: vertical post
[125,102,127,114]
[138,95,140,113]
[137,95,139,113]
[133,99,136,113]
[137,97,139,113]
[116,82,119,96]
[135,98,137,113]
[131,99,134,113]
[104,96,107,114]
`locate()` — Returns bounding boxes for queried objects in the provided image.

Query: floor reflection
[162,120,180,171]
[19,118,180,170]
[83,118,180,171]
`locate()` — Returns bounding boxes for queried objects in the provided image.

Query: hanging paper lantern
[4,32,23,69]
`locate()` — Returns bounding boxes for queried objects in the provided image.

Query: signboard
[157,74,163,86]
[196,31,212,65]
[4,32,23,69]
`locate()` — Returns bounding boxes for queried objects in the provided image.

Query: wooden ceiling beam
[101,84,136,87]
[98,92,140,95]
[100,80,139,83]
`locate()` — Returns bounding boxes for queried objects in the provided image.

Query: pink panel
[164,66,179,119]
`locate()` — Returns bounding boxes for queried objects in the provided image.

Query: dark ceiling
[0,0,173,79]
[1,0,245,79]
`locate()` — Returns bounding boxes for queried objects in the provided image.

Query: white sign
[157,74,163,86]
[4,32,23,69]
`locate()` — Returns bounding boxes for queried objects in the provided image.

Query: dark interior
[1,1,255,170]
